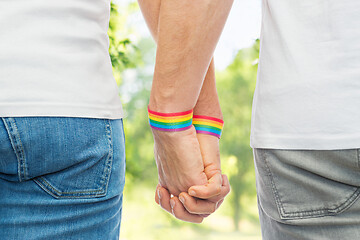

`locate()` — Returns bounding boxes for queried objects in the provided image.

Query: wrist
[149,74,202,113]
[148,98,194,114]
[193,107,223,120]
[193,101,223,121]
[193,90,223,119]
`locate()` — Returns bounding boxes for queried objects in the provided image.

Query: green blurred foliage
[121,37,158,186]
[108,1,142,85]
[217,39,260,229]
[109,0,260,233]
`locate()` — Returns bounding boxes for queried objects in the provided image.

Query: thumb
[188,172,223,199]
[196,134,222,179]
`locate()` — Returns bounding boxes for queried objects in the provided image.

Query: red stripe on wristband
[148,108,193,117]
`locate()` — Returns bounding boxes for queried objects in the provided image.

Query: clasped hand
[152,126,230,223]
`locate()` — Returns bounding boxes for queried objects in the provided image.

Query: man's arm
[139,0,230,222]
[149,0,233,112]
[138,0,233,222]
[155,59,230,220]
[138,0,224,117]
[193,58,224,181]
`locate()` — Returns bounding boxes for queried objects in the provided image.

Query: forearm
[145,0,233,113]
[193,59,223,119]
[139,0,228,118]
[137,0,161,43]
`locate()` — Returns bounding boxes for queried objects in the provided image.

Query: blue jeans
[0,117,126,240]
[253,148,360,240]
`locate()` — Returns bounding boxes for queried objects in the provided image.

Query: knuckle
[216,185,222,194]
[201,189,210,197]
[168,186,179,196]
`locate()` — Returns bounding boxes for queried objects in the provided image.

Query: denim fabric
[253,148,360,240]
[0,117,126,240]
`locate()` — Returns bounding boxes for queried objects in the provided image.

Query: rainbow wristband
[148,107,193,132]
[193,115,224,139]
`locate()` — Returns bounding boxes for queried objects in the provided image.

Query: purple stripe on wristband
[195,130,221,138]
[150,125,192,132]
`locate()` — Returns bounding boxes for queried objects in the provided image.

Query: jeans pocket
[33,152,113,199]
[32,119,114,199]
[1,117,116,199]
[256,148,360,220]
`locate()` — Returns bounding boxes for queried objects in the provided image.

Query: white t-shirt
[250,0,360,150]
[0,0,123,119]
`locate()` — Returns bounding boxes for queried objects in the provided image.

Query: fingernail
[170,199,175,209]
[189,190,196,196]
[157,189,162,200]
[179,196,185,204]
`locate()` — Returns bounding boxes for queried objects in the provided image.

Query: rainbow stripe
[193,115,224,139]
[148,107,193,132]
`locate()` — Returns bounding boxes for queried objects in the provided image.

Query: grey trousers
[253,148,360,240]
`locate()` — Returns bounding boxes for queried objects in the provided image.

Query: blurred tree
[108,1,141,86]
[108,1,156,184]
[217,39,260,230]
[120,36,159,186]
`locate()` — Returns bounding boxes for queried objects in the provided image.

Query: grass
[119,183,262,240]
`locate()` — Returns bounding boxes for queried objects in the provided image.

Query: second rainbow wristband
[193,115,224,139]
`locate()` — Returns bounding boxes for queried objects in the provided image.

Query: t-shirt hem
[0,104,124,120]
[250,134,360,150]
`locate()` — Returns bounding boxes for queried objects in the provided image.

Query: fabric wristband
[192,115,224,139]
[148,107,193,132]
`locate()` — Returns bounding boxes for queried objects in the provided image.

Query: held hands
[152,129,230,223]
[137,0,232,223]
[152,126,208,196]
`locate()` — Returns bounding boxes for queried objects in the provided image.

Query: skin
[148,0,234,112]
[138,0,233,223]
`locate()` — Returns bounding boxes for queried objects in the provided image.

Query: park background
[109,0,262,239]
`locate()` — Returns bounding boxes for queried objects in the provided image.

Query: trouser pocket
[254,148,360,221]
[3,117,116,199]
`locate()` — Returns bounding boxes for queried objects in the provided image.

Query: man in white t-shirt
[142,0,360,239]
[250,1,360,239]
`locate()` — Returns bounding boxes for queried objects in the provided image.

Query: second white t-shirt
[250,0,360,150]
